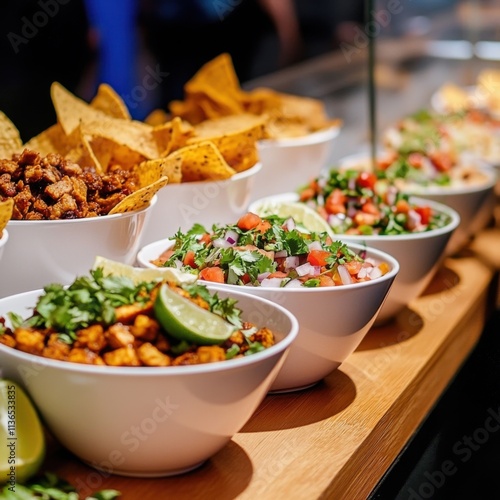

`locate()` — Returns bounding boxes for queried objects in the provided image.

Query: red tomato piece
[199,267,225,283]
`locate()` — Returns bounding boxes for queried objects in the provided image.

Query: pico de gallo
[381,109,495,186]
[153,213,392,288]
[298,168,451,236]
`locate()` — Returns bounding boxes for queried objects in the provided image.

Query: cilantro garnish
[18,268,157,337]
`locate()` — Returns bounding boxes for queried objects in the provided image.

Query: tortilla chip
[166,141,236,182]
[153,117,195,157]
[51,82,159,160]
[87,135,146,172]
[0,111,23,159]
[64,128,104,172]
[183,53,244,118]
[133,157,181,187]
[0,198,14,233]
[23,123,75,157]
[90,83,131,120]
[144,108,170,126]
[188,114,266,171]
[108,176,169,214]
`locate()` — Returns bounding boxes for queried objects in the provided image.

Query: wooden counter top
[40,226,499,500]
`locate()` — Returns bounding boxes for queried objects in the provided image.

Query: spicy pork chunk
[0,149,138,219]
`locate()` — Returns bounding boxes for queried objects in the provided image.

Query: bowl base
[268,381,320,394]
[85,459,206,478]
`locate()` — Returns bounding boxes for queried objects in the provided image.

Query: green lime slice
[253,200,335,237]
[0,379,45,484]
[154,283,236,345]
[92,256,197,286]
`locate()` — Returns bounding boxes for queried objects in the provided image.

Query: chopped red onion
[225,229,239,245]
[260,277,284,287]
[296,262,320,277]
[212,238,232,249]
[285,279,303,288]
[307,240,323,252]
[257,271,271,282]
[338,265,353,285]
[368,267,382,279]
[284,217,295,231]
[275,250,288,258]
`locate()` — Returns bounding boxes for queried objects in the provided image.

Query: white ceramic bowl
[137,239,399,392]
[0,198,156,298]
[249,192,460,325]
[339,153,497,255]
[0,286,298,477]
[0,229,8,263]
[140,163,262,246]
[251,127,340,202]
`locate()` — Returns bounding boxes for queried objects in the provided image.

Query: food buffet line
[0,38,499,499]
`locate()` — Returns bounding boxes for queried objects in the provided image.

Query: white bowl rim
[338,152,498,195]
[248,192,462,242]
[6,194,158,226]
[137,238,400,292]
[258,125,341,148]
[159,162,263,191]
[0,229,8,246]
[0,286,298,376]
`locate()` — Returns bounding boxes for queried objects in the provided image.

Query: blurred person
[0,0,92,142]
[137,0,303,111]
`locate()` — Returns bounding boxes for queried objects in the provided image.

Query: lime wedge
[92,256,197,286]
[154,283,236,345]
[0,379,45,484]
[252,200,335,237]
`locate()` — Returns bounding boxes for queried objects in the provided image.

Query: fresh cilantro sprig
[0,472,120,500]
[183,283,242,328]
[16,268,157,338]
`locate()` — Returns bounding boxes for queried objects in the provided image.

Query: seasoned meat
[0,149,139,220]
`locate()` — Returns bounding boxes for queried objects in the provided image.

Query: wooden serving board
[39,227,499,500]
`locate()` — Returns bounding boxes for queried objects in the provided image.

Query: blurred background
[1,0,498,142]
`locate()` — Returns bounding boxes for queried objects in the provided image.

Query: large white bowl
[137,239,399,392]
[0,286,298,477]
[251,126,340,202]
[140,162,262,246]
[0,198,156,298]
[0,229,8,263]
[339,153,497,255]
[249,192,460,325]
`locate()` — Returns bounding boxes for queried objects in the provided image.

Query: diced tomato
[325,189,347,215]
[344,260,362,275]
[183,250,197,269]
[429,152,453,172]
[199,267,225,283]
[240,273,251,284]
[255,220,271,233]
[268,271,288,279]
[356,171,377,189]
[353,212,378,227]
[237,212,262,231]
[299,186,316,202]
[414,205,432,225]
[319,275,335,287]
[408,152,424,168]
[199,233,211,245]
[395,199,410,214]
[361,201,380,216]
[307,249,331,267]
